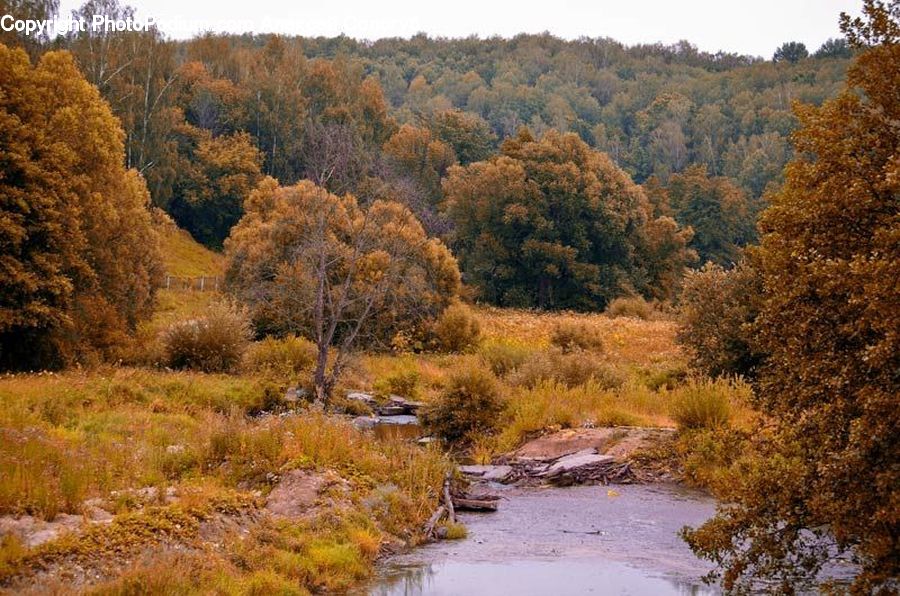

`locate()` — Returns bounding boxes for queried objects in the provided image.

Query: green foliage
[677,261,763,378]
[442,522,468,540]
[169,126,263,248]
[444,130,694,310]
[478,339,533,377]
[511,348,623,390]
[421,368,504,443]
[773,41,809,63]
[430,302,482,353]
[605,296,653,320]
[429,109,496,165]
[549,321,604,353]
[373,369,420,399]
[163,300,252,373]
[675,427,749,491]
[0,45,163,370]
[225,179,461,349]
[662,165,760,266]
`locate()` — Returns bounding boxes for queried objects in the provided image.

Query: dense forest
[6,0,853,259]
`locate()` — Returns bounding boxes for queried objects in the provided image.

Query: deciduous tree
[683,3,900,590]
[0,45,162,368]
[225,179,460,402]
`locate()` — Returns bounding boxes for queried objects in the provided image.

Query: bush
[676,261,763,378]
[670,379,736,430]
[421,368,504,443]
[605,296,653,320]
[163,300,251,373]
[373,369,420,399]
[431,302,481,353]
[549,321,604,353]
[243,335,317,377]
[511,348,624,390]
[479,340,532,377]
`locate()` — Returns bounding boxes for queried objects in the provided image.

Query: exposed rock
[346,391,377,407]
[494,427,677,486]
[0,513,84,548]
[507,427,674,463]
[352,416,378,430]
[539,449,616,477]
[284,387,309,403]
[264,469,349,521]
[374,414,419,426]
[347,391,422,416]
[384,395,423,415]
[459,465,513,482]
[264,469,325,520]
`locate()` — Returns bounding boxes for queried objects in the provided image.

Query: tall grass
[494,380,675,454]
[669,378,750,430]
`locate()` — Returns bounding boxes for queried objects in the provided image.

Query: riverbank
[0,304,754,593]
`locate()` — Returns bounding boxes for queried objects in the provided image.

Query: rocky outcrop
[461,427,676,487]
[346,391,423,416]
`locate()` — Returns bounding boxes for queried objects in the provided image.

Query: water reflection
[368,484,721,595]
[371,559,716,595]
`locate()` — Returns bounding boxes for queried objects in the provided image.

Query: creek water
[368,483,719,595]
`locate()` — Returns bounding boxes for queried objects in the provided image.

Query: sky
[54,0,861,58]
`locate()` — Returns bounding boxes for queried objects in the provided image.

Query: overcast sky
[55,0,860,58]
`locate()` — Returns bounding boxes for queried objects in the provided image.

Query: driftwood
[452,496,499,512]
[423,505,446,539]
[442,475,456,523]
[504,449,635,486]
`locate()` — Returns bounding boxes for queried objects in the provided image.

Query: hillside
[156,214,225,278]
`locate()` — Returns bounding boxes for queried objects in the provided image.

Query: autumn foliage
[682,3,900,590]
[0,45,163,369]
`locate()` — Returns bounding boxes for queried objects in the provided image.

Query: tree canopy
[443,130,694,309]
[0,45,163,368]
[683,2,900,590]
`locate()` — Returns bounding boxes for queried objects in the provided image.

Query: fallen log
[452,497,499,512]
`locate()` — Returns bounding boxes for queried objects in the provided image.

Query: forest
[0,0,896,593]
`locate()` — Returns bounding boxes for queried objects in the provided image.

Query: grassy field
[157,218,225,278]
[0,230,754,593]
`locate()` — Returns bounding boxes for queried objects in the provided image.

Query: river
[368,482,719,595]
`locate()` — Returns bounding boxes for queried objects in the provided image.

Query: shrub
[373,369,420,399]
[675,427,748,491]
[421,368,504,443]
[442,522,468,539]
[430,302,481,353]
[669,379,736,430]
[605,296,653,320]
[677,261,763,378]
[243,335,317,377]
[163,300,251,373]
[549,321,604,353]
[640,366,688,391]
[478,340,532,377]
[511,348,624,390]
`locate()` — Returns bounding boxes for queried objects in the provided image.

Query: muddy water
[370,483,719,595]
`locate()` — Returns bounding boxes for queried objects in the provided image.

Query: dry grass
[157,220,225,278]
[0,294,760,591]
[0,366,449,592]
[474,306,684,372]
